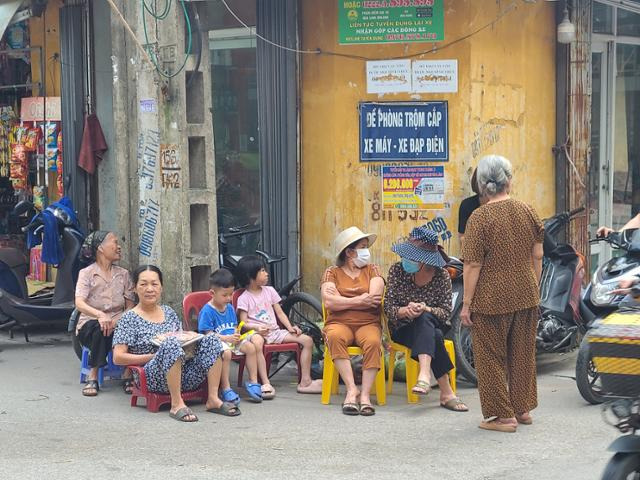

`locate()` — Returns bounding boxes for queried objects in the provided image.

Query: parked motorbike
[449,207,589,385]
[576,229,640,404]
[585,288,640,479]
[601,397,640,480]
[0,200,84,341]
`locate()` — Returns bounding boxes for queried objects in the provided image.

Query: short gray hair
[477,155,513,196]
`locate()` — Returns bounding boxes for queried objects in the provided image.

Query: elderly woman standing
[384,226,467,412]
[461,155,544,433]
[75,231,135,397]
[321,227,385,416]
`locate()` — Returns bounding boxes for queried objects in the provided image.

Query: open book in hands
[151,330,204,348]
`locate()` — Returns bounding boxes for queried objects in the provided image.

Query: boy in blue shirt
[198,269,263,403]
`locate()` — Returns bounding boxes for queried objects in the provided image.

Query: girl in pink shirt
[236,256,322,398]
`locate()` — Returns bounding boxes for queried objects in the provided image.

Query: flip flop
[220,388,241,405]
[479,419,517,433]
[296,379,323,394]
[342,402,360,416]
[516,414,533,425]
[169,407,198,422]
[244,382,263,403]
[411,380,431,395]
[359,403,376,416]
[261,384,276,400]
[122,378,134,395]
[82,380,99,397]
[440,397,469,412]
[207,401,241,417]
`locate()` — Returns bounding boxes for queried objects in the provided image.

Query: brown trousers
[324,322,382,370]
[471,307,538,419]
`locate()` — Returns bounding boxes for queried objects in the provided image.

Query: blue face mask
[401,258,421,274]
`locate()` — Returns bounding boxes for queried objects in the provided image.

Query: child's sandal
[221,388,240,406]
[244,382,263,403]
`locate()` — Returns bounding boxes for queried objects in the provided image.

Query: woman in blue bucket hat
[383,226,468,412]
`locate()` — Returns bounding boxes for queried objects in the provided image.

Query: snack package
[57,130,63,152]
[56,150,64,198]
[23,127,40,152]
[14,126,28,144]
[10,143,28,191]
[45,123,58,147]
[10,143,27,165]
[33,186,47,211]
[46,146,58,171]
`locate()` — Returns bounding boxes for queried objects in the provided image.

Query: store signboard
[338,0,444,45]
[20,97,62,122]
[359,102,448,162]
[382,165,445,210]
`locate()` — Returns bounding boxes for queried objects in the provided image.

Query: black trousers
[391,312,454,380]
[77,320,113,369]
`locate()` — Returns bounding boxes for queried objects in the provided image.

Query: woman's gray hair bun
[477,155,513,196]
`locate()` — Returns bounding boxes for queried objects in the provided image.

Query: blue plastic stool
[80,347,124,386]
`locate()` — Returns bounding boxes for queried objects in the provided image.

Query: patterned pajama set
[463,198,545,419]
[112,305,223,393]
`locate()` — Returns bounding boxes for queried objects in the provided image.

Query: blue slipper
[244,382,263,403]
[220,388,240,406]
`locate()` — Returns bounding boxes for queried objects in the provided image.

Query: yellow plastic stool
[321,345,387,405]
[387,338,456,404]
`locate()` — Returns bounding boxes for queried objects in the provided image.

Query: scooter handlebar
[568,206,586,217]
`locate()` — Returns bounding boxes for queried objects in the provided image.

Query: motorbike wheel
[575,335,605,405]
[451,314,478,386]
[280,292,324,378]
[601,452,640,480]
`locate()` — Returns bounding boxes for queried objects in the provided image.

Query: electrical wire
[220,0,522,61]
[141,0,193,78]
[185,3,202,90]
[219,0,319,55]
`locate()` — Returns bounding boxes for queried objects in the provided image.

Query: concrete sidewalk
[0,331,616,480]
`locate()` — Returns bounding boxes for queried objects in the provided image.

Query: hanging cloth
[77,114,108,175]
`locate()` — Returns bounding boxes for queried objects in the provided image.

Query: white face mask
[352,248,371,268]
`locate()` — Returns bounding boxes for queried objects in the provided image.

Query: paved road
[0,331,617,480]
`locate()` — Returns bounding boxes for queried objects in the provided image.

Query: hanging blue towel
[26,197,80,266]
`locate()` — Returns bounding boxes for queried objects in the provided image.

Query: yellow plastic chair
[383,313,456,404]
[320,305,387,406]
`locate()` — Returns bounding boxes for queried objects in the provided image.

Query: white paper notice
[366,59,412,94]
[412,60,458,93]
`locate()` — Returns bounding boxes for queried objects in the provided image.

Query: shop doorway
[210,26,261,255]
[202,0,300,283]
[590,3,640,270]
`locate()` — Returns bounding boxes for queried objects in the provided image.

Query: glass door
[612,43,640,231]
[590,42,611,271]
[210,28,261,255]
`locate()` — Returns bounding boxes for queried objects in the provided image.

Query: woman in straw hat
[384,226,468,412]
[321,226,385,416]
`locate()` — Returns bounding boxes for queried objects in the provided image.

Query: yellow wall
[300,0,556,292]
[29,0,63,98]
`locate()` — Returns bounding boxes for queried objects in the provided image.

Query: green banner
[338,1,444,45]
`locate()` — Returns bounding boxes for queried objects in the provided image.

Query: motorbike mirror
[12,200,34,216]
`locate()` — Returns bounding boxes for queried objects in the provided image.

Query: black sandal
[359,403,376,416]
[122,378,134,395]
[342,402,360,416]
[82,380,99,397]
